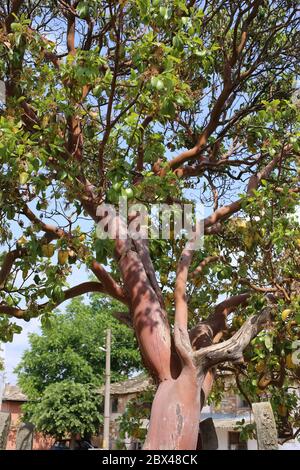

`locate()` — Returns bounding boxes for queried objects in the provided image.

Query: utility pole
[102,329,111,450]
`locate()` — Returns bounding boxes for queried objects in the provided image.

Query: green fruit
[113,182,122,192]
[151,76,164,91]
[122,187,134,199]
[155,79,164,90]
[10,23,22,32]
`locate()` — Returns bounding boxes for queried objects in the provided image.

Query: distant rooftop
[2,384,27,402]
[100,374,153,396]
[2,374,153,403]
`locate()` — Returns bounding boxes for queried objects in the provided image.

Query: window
[111,397,119,413]
[228,432,247,450]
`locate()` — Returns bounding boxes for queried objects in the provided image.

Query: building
[0,384,54,450]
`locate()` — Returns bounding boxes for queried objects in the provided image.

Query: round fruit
[122,187,134,199]
[281,309,292,321]
[155,79,164,90]
[113,182,122,192]
[41,244,55,258]
[58,250,69,265]
[151,76,164,91]
[10,22,22,32]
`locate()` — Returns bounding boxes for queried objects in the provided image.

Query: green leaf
[77,2,89,18]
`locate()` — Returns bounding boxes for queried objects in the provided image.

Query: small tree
[16,294,141,392]
[22,381,103,448]
[16,295,141,440]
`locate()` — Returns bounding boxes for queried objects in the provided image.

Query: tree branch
[0,281,105,319]
[189,293,251,351]
[0,249,24,289]
[194,307,272,370]
[90,259,129,305]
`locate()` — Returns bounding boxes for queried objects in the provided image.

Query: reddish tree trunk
[143,369,202,450]
[114,223,256,450]
[116,237,203,450]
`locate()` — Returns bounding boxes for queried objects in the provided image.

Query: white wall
[248,438,258,450]
[217,429,229,450]
[216,429,257,450]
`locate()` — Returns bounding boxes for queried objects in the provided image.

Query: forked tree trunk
[115,235,206,450]
[113,218,270,450]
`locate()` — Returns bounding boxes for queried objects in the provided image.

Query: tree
[16,295,142,397]
[21,381,103,448]
[0,0,299,450]
[16,295,141,442]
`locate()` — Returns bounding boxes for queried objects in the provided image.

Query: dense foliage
[16,295,141,438]
[16,295,141,395]
[22,380,103,439]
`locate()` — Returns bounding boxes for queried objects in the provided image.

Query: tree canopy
[0,0,299,449]
[16,294,141,440]
[16,295,141,397]
[22,380,104,441]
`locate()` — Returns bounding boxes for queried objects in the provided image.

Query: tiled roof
[99,374,154,396]
[2,384,27,402]
[2,375,153,402]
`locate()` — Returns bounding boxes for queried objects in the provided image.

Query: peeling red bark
[114,222,257,450]
[143,369,201,450]
[117,244,172,382]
